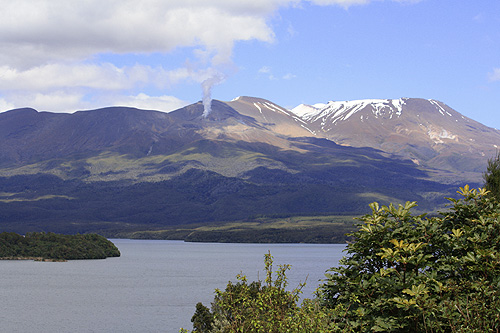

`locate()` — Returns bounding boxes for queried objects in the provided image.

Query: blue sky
[1,0,499,128]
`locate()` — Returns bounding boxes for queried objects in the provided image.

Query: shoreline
[0,257,67,262]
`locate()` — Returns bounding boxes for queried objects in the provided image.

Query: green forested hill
[0,232,120,260]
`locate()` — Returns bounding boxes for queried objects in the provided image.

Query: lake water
[0,239,346,332]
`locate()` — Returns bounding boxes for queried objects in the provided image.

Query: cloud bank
[0,0,421,112]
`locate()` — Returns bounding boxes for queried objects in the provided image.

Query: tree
[0,232,120,260]
[483,151,500,201]
[184,252,337,333]
[318,185,500,332]
[191,302,214,332]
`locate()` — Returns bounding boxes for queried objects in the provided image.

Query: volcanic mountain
[291,98,500,183]
[0,96,496,236]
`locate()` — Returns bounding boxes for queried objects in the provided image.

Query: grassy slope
[0,139,460,240]
[114,214,359,244]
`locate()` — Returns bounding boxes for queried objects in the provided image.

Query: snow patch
[291,104,321,119]
[253,103,263,114]
[292,116,308,125]
[300,124,316,135]
[263,102,288,115]
[391,99,405,115]
[429,99,453,117]
[292,98,406,125]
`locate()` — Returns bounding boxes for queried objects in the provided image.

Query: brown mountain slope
[226,96,314,137]
[291,98,500,183]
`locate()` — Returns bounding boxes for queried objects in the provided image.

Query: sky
[0,0,499,128]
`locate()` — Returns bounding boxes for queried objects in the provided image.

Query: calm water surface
[0,240,346,332]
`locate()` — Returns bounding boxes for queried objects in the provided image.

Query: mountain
[0,107,177,166]
[291,98,500,183]
[0,96,494,236]
[226,96,314,137]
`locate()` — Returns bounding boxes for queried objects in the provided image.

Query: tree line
[0,232,120,260]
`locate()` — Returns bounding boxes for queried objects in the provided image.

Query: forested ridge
[0,232,120,260]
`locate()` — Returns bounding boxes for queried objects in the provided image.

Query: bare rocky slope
[290,98,500,183]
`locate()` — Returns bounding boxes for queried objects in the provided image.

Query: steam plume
[202,73,225,118]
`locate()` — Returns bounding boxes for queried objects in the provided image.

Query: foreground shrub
[318,186,500,332]
[185,252,338,333]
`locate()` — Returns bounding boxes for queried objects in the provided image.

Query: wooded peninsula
[0,232,120,261]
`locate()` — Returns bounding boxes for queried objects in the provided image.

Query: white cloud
[0,0,422,112]
[0,64,139,91]
[0,62,223,113]
[1,91,189,113]
[0,62,204,113]
[0,63,214,92]
[489,68,500,82]
[308,0,422,8]
[0,0,291,111]
[258,67,277,80]
[108,93,190,112]
[0,98,15,112]
[0,0,415,68]
[0,0,285,68]
[258,66,272,74]
[3,91,87,112]
[258,66,295,80]
[308,0,369,6]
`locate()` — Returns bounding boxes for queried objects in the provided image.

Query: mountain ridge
[2,96,498,182]
[287,97,500,182]
[0,96,495,236]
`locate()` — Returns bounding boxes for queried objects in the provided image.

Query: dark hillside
[0,99,480,237]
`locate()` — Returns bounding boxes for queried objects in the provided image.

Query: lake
[0,239,346,332]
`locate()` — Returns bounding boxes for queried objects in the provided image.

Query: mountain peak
[291,103,320,118]
[226,96,314,137]
[287,97,500,180]
[291,98,410,123]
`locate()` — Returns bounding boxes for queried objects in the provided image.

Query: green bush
[484,152,500,201]
[185,252,337,333]
[185,185,500,332]
[318,185,500,332]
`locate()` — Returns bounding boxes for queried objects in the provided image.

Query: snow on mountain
[291,104,321,119]
[289,98,472,127]
[313,103,327,109]
[232,96,291,116]
[226,97,499,183]
[227,96,314,137]
[287,97,500,182]
[291,98,408,125]
[253,100,291,117]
